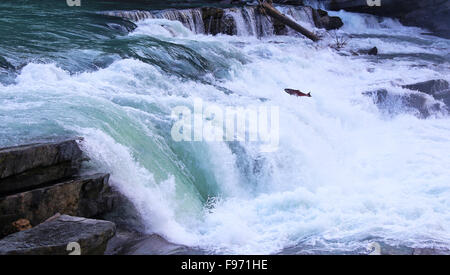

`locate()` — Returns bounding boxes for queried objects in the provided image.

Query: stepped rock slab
[0,139,83,195]
[0,173,117,237]
[0,215,116,255]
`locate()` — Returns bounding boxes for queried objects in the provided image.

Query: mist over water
[0,1,449,254]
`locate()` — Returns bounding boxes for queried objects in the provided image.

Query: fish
[284,88,312,97]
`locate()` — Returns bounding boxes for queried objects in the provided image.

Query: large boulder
[402,79,450,107]
[312,8,344,30]
[0,215,116,255]
[364,79,450,118]
[363,87,446,118]
[0,173,118,238]
[202,7,237,35]
[0,139,83,195]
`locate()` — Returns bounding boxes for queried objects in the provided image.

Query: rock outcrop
[0,173,117,237]
[402,79,450,107]
[0,139,83,195]
[326,0,450,38]
[202,7,237,35]
[0,215,116,255]
[105,231,195,255]
[312,8,344,30]
[0,139,119,241]
[363,79,450,118]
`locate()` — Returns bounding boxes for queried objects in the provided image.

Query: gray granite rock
[402,79,450,107]
[0,215,116,255]
[0,139,83,195]
[0,173,118,238]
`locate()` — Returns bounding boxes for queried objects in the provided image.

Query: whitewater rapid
[1,8,449,254]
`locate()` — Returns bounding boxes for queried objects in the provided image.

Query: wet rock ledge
[363,79,450,118]
[0,138,119,255]
[0,215,115,255]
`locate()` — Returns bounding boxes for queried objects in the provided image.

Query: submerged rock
[0,173,118,238]
[0,215,116,255]
[356,46,378,56]
[367,46,378,55]
[364,79,450,118]
[0,56,15,71]
[363,88,445,118]
[0,138,83,195]
[402,79,450,106]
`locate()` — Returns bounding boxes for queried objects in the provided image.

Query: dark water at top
[0,0,234,84]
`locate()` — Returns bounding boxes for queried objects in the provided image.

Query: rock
[0,56,15,71]
[312,9,344,30]
[402,79,450,105]
[202,7,237,35]
[357,46,378,55]
[0,139,83,195]
[273,0,304,5]
[44,213,62,223]
[413,247,450,255]
[0,173,118,238]
[400,2,450,39]
[326,0,450,39]
[105,17,138,33]
[0,215,116,255]
[106,231,197,255]
[402,79,450,110]
[100,190,146,232]
[363,88,443,118]
[368,46,378,55]
[402,79,449,94]
[2,218,34,236]
[12,219,32,232]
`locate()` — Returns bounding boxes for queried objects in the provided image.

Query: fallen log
[260,2,320,42]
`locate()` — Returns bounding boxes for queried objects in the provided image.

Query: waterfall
[100,5,318,37]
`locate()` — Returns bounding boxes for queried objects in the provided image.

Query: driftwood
[259,1,320,42]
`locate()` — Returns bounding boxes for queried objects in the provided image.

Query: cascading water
[101,5,317,37]
[0,0,449,254]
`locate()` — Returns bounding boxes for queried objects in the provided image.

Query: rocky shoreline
[0,138,140,255]
[0,137,202,255]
